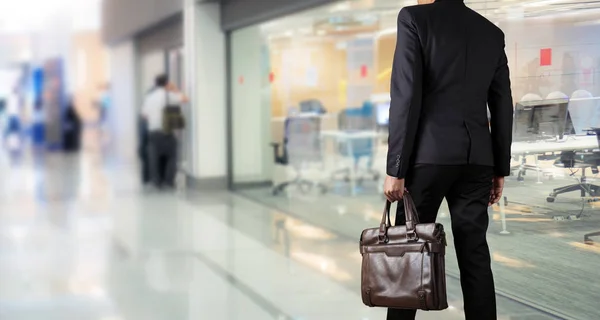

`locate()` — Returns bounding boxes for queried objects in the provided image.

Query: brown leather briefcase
[360,194,448,310]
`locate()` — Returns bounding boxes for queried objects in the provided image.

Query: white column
[184,0,227,182]
[108,40,137,160]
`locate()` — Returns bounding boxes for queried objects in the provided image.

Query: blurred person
[63,98,82,152]
[138,114,152,184]
[31,99,46,147]
[141,74,188,189]
[383,1,513,319]
[4,88,22,153]
[96,83,111,125]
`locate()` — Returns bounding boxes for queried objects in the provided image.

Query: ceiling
[0,0,100,34]
[260,0,600,39]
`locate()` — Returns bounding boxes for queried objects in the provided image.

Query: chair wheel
[546,196,555,203]
[517,177,525,182]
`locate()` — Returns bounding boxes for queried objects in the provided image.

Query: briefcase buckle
[407,230,419,242]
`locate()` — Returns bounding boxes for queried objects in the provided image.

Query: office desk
[512,136,598,155]
[511,136,598,186]
[321,130,383,140]
[511,136,598,183]
[321,130,384,195]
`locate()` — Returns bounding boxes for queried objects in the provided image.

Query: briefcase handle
[379,193,420,243]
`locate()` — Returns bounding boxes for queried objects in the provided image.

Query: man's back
[142,88,184,132]
[384,3,513,319]
[386,0,513,179]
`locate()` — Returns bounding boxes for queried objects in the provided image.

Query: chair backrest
[338,102,376,131]
[569,90,599,135]
[285,115,322,165]
[337,102,377,157]
[546,91,568,100]
[521,93,543,102]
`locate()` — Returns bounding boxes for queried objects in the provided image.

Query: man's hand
[489,176,505,206]
[166,82,179,92]
[384,175,405,202]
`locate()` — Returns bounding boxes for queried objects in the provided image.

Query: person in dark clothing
[64,100,82,152]
[141,74,188,188]
[138,115,151,184]
[383,1,513,319]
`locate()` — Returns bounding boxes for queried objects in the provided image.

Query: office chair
[270,115,328,196]
[511,93,548,181]
[545,105,600,201]
[333,102,380,185]
[584,128,600,245]
[569,90,597,135]
[546,151,600,202]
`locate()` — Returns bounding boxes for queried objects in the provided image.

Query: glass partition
[229,1,600,318]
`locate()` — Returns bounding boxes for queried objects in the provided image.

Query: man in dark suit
[383,0,513,319]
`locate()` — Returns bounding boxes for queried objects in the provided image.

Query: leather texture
[162,89,185,133]
[360,194,448,310]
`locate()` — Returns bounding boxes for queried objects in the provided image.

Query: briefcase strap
[379,193,420,243]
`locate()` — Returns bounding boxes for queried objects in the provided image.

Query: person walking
[141,74,188,189]
[383,1,513,319]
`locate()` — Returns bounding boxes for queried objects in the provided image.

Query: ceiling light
[524,0,563,7]
[330,1,350,12]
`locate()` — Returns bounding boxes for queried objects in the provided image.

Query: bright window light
[0,0,100,33]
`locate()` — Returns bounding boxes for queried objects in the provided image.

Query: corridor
[0,143,554,320]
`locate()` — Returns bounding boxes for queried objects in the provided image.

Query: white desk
[512,136,598,154]
[320,130,383,140]
[511,136,598,183]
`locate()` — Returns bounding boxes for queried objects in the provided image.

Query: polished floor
[0,136,567,319]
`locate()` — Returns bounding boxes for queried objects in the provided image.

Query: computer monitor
[513,98,569,141]
[299,99,326,114]
[376,101,390,126]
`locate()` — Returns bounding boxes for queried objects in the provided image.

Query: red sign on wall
[540,48,552,66]
[360,65,368,78]
[238,76,244,84]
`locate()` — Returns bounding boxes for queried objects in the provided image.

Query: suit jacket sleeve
[487,37,513,177]
[386,8,424,179]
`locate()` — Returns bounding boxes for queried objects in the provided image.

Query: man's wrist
[387,175,404,180]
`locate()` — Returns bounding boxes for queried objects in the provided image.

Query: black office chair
[584,128,600,245]
[546,151,600,203]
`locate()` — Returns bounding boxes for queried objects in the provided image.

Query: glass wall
[230,0,600,318]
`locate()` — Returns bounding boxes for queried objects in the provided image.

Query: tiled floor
[0,139,564,319]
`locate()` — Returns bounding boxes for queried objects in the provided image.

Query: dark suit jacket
[386,0,513,178]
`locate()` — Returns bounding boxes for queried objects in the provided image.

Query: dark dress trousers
[385,1,513,320]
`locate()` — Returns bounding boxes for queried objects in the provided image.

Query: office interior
[229,0,600,318]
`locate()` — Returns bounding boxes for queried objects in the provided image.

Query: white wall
[184,1,227,179]
[108,40,137,160]
[139,50,165,97]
